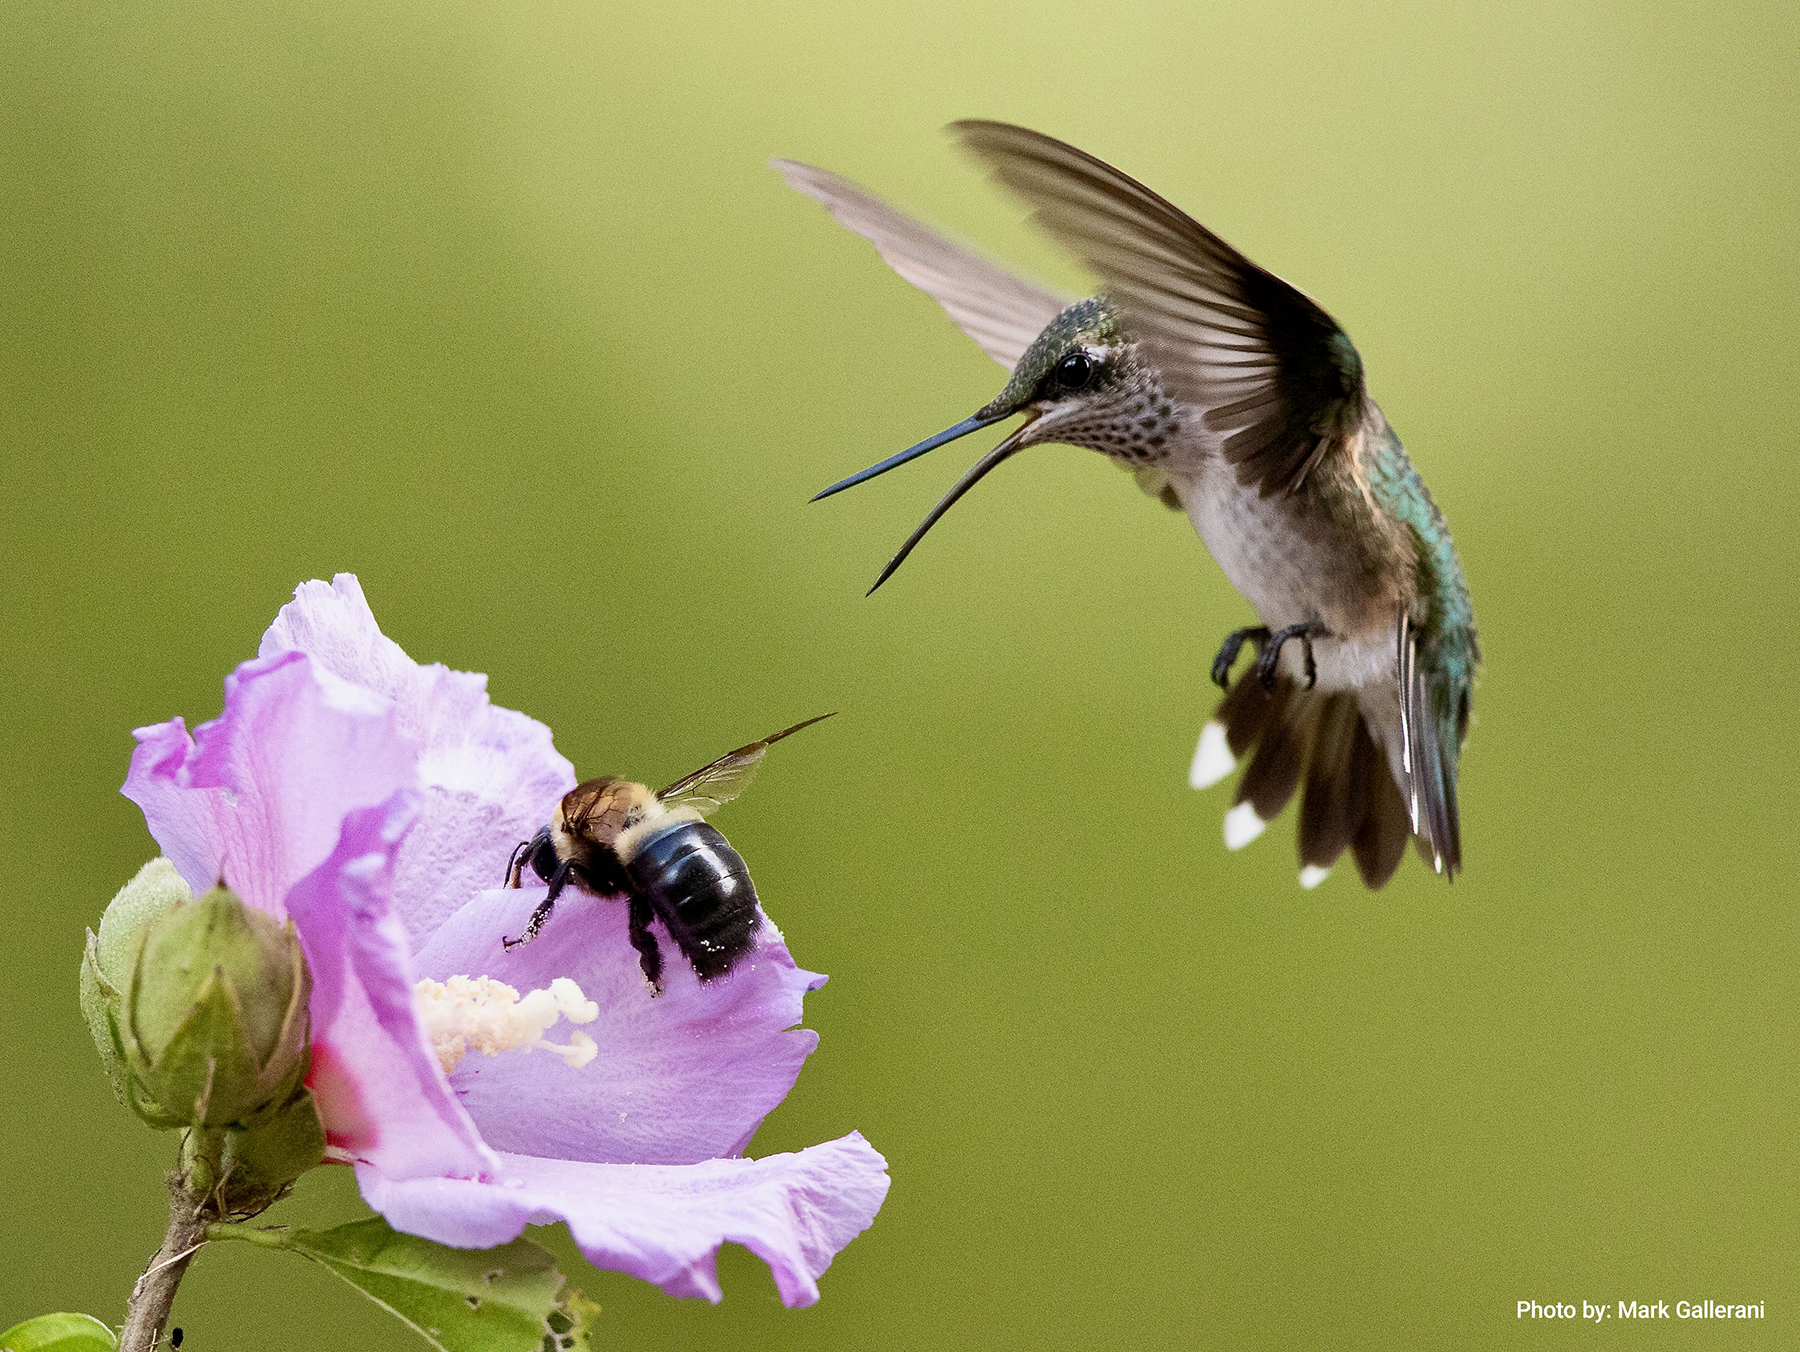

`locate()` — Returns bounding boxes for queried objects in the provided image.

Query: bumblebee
[503,715,832,993]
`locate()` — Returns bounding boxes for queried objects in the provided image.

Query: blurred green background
[4,0,1796,1345]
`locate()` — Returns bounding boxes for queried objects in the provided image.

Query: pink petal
[123,651,417,919]
[291,796,496,1182]
[260,576,574,946]
[356,1132,890,1307]
[121,717,214,898]
[413,884,823,1166]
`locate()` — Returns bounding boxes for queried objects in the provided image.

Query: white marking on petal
[1189,721,1236,789]
[1223,801,1267,850]
[1299,865,1330,890]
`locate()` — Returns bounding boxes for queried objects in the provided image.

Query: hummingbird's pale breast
[1164,418,1415,688]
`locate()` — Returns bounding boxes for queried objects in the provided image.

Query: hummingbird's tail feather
[1349,733,1412,889]
[1195,670,1412,888]
[1298,694,1362,871]
[1198,672,1303,854]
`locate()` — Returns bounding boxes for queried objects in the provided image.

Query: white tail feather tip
[1299,865,1331,890]
[1223,802,1268,850]
[1189,721,1236,789]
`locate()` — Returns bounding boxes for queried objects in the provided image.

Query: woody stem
[120,1166,212,1352]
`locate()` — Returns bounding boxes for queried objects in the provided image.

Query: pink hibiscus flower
[122,575,887,1306]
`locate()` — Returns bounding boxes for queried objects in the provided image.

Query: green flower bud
[117,883,313,1130]
[80,858,193,1112]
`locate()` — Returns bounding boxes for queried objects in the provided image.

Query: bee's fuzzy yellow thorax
[614,802,705,864]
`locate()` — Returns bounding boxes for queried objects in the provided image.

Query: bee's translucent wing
[655,714,836,817]
[774,158,1069,369]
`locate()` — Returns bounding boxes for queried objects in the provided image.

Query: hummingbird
[776,123,1478,890]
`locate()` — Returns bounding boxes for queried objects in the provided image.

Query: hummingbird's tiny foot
[1210,626,1271,689]
[1256,623,1330,690]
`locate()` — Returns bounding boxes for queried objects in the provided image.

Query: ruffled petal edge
[356,1131,890,1307]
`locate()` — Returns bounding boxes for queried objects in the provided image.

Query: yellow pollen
[414,974,600,1074]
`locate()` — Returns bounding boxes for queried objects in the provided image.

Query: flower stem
[121,1173,210,1352]
[204,1222,289,1249]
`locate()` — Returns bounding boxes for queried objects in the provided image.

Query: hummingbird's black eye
[1054,351,1095,391]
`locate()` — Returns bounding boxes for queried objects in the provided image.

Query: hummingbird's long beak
[865,418,1035,595]
[811,412,1011,502]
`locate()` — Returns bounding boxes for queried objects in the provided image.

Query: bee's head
[554,776,660,852]
[508,824,558,887]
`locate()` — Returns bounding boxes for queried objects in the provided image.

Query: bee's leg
[504,839,530,888]
[627,896,665,997]
[1210,626,1271,689]
[502,860,571,950]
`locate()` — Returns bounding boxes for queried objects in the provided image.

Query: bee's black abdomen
[625,822,762,981]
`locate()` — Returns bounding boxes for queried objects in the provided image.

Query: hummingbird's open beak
[813,406,1042,593]
[811,411,1011,503]
[861,419,1036,593]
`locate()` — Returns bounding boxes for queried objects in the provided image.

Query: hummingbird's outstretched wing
[773,158,1069,371]
[952,121,1367,500]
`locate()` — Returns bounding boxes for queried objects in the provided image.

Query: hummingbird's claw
[1256,623,1330,691]
[1210,626,1272,689]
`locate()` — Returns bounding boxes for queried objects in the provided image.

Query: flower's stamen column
[415,975,600,1074]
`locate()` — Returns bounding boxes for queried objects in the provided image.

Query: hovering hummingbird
[776,122,1478,889]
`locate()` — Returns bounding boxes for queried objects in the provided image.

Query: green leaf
[543,1287,600,1352]
[0,1313,118,1352]
[223,1217,595,1352]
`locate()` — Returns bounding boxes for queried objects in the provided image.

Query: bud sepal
[182,1089,328,1216]
[80,858,192,1112]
